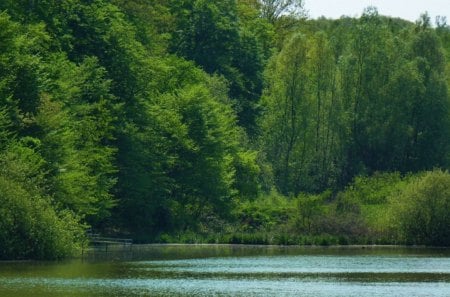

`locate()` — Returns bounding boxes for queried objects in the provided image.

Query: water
[0,245,449,296]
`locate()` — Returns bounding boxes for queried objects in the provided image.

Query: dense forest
[0,0,449,259]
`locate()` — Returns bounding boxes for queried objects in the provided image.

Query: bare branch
[259,0,304,23]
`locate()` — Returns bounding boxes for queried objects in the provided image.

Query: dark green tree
[169,0,265,133]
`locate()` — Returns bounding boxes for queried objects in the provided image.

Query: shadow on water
[1,245,450,297]
[83,244,450,261]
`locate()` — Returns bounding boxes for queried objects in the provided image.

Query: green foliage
[115,58,260,237]
[170,0,240,74]
[169,0,266,133]
[261,7,450,193]
[395,170,450,246]
[236,190,291,232]
[343,173,405,205]
[36,56,117,224]
[295,191,327,233]
[233,150,261,199]
[0,175,83,260]
[260,31,343,193]
[0,0,449,259]
[0,107,14,150]
[161,84,239,227]
[0,12,46,129]
[0,139,83,260]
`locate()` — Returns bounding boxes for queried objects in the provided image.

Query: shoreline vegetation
[91,170,450,252]
[0,1,449,260]
[84,243,450,250]
[152,234,449,248]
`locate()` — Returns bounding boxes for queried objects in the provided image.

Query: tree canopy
[0,2,449,258]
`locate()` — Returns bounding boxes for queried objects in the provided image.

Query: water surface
[0,245,449,296]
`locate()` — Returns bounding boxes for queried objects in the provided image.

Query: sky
[304,0,449,23]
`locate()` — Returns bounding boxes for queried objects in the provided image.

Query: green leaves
[260,32,342,193]
[0,136,83,260]
[169,0,265,133]
[261,9,450,195]
[117,66,256,235]
[0,175,83,260]
[395,170,450,246]
[1,0,449,255]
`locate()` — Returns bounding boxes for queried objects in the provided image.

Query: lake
[0,245,449,296]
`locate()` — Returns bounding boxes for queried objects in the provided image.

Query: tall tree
[260,33,311,194]
[169,0,265,134]
[406,15,450,170]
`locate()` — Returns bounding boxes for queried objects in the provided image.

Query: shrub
[395,170,450,246]
[0,176,83,260]
[346,172,404,204]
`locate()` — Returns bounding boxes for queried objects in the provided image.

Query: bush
[395,170,450,246]
[294,192,327,233]
[236,190,292,232]
[0,176,84,260]
[346,173,404,205]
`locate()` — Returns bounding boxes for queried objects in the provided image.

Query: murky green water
[0,245,449,296]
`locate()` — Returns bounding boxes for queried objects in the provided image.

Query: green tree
[260,33,311,194]
[338,8,396,178]
[169,0,265,133]
[35,55,117,226]
[0,132,83,259]
[406,17,450,170]
[307,31,343,190]
[261,30,344,193]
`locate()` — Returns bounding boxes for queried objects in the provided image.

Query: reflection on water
[0,245,449,296]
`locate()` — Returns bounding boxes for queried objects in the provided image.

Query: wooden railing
[89,235,133,246]
[84,232,133,255]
